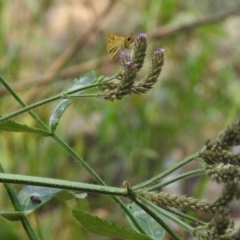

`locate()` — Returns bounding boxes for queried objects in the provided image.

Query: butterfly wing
[106,34,125,59]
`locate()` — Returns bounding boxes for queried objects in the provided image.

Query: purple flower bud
[125,61,135,70]
[132,33,147,71]
[153,48,165,58]
[119,50,131,62]
[137,33,147,42]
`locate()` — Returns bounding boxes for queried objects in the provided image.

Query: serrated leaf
[49,71,96,133]
[0,119,50,136]
[73,210,153,240]
[127,203,165,240]
[0,211,25,221]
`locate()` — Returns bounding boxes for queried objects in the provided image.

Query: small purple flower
[132,33,147,71]
[119,50,132,63]
[137,33,147,43]
[124,61,136,71]
[152,48,165,64]
[153,48,165,58]
[102,32,165,100]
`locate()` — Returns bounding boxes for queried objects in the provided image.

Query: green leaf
[49,71,96,133]
[55,190,87,201]
[128,203,165,240]
[18,186,86,214]
[0,211,25,221]
[18,186,59,214]
[74,193,88,199]
[73,209,153,240]
[0,119,50,136]
[49,99,73,133]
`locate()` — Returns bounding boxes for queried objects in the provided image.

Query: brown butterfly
[106,33,134,59]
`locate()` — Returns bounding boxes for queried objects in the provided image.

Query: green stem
[0,74,116,124]
[51,136,145,234]
[21,218,39,240]
[132,197,182,240]
[140,197,194,234]
[160,206,206,225]
[132,153,199,190]
[145,169,205,191]
[0,76,48,129]
[62,92,105,99]
[0,173,126,196]
[0,93,62,124]
[0,164,38,240]
[52,135,106,184]
[0,75,145,235]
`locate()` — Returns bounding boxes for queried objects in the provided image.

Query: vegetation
[1,1,240,239]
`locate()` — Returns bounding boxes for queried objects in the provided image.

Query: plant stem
[132,153,199,190]
[144,169,205,191]
[140,196,195,233]
[0,164,38,240]
[160,206,206,225]
[0,93,62,124]
[0,74,115,124]
[132,197,182,240]
[0,173,126,196]
[0,75,145,235]
[62,93,105,99]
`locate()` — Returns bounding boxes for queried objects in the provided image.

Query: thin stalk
[62,93,105,99]
[0,75,116,124]
[0,75,145,235]
[0,173,126,196]
[0,163,38,240]
[132,153,199,190]
[160,206,206,225]
[144,169,205,191]
[0,93,61,124]
[0,77,48,128]
[140,196,194,233]
[51,135,145,234]
[132,197,182,240]
[52,136,145,234]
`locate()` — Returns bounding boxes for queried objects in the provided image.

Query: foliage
[1,1,240,240]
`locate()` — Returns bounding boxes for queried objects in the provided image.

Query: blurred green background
[1,0,240,239]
